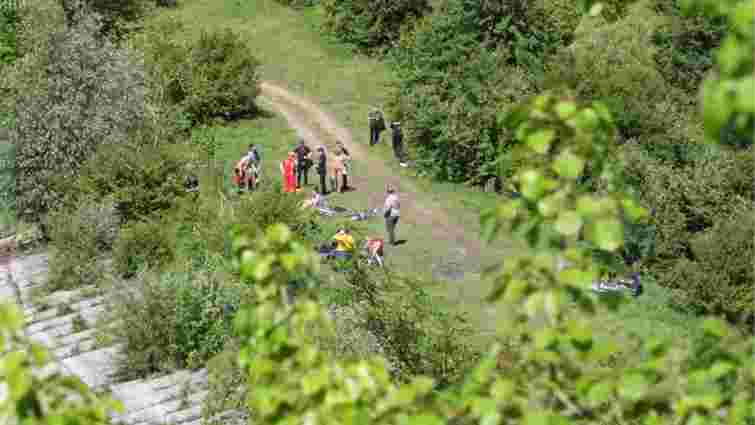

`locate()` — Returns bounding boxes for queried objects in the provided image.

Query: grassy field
[159,0,707,348]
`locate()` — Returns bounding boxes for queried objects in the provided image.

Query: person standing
[331,149,348,193]
[245,144,262,190]
[316,146,328,195]
[391,122,407,167]
[293,139,312,190]
[368,108,385,146]
[335,141,351,192]
[383,185,401,245]
[280,152,297,193]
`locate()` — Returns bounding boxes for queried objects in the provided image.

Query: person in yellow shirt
[331,227,354,260]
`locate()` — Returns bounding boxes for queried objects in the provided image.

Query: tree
[13,5,145,224]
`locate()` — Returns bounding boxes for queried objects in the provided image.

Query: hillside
[2,0,753,424]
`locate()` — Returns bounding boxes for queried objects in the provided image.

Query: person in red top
[280,152,297,193]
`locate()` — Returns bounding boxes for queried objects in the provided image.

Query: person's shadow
[392,240,407,246]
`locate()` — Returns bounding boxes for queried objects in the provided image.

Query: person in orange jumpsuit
[280,152,297,193]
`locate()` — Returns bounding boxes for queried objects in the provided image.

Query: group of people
[280,139,352,195]
[368,108,407,167]
[319,226,385,267]
[232,144,262,191]
[234,107,406,265]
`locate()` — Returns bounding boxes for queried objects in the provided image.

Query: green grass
[160,0,705,348]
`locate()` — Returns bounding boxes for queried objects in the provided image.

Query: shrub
[229,185,313,240]
[665,209,754,326]
[134,20,261,125]
[113,216,176,278]
[387,0,564,184]
[46,196,119,292]
[107,269,180,380]
[202,342,247,425]
[335,262,480,386]
[321,0,431,54]
[109,267,251,380]
[59,0,151,39]
[172,268,248,367]
[13,6,145,223]
[74,142,191,223]
[0,5,16,65]
[274,0,319,8]
[653,2,727,94]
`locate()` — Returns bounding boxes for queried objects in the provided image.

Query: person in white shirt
[383,184,401,245]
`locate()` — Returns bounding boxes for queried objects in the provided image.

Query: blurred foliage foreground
[1,0,753,424]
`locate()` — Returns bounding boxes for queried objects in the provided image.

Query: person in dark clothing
[246,144,262,190]
[391,122,407,167]
[316,145,328,195]
[293,139,312,189]
[368,108,385,146]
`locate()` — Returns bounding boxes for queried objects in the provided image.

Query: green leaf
[558,268,595,289]
[555,101,577,119]
[701,318,730,338]
[618,373,649,401]
[552,149,584,180]
[736,76,754,113]
[490,379,516,402]
[588,2,604,16]
[555,211,582,236]
[519,170,547,200]
[408,414,446,425]
[592,218,623,251]
[709,361,735,379]
[526,129,556,154]
[701,79,733,142]
[587,381,613,405]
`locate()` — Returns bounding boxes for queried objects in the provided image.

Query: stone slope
[1,250,215,425]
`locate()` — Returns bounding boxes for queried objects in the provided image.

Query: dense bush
[113,216,176,278]
[323,262,480,386]
[46,196,119,291]
[0,5,16,65]
[665,209,754,325]
[321,0,431,54]
[13,6,145,223]
[229,185,315,241]
[59,0,150,38]
[134,19,261,125]
[274,0,319,8]
[109,267,251,380]
[387,0,571,183]
[653,1,728,95]
[74,142,191,223]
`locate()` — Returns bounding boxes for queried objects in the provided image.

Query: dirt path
[259,80,485,268]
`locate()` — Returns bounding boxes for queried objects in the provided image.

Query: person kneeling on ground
[363,237,384,267]
[331,227,354,260]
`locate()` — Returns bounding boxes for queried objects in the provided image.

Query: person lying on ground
[300,190,325,210]
[591,272,642,297]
